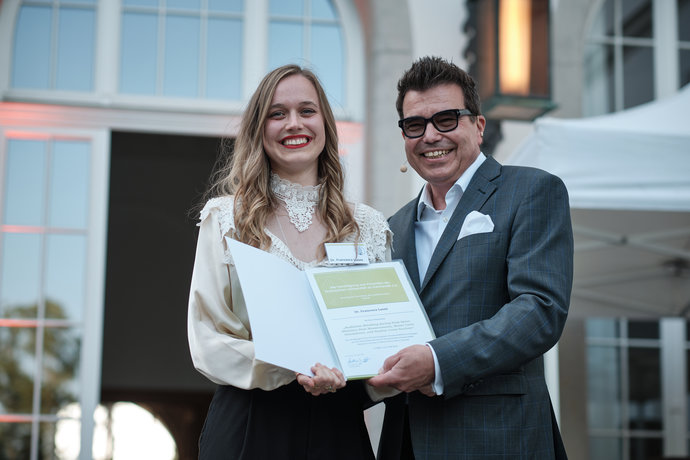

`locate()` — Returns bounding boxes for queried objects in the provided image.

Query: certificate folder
[226,237,435,379]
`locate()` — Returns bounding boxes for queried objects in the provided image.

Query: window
[584,0,655,115]
[584,0,689,116]
[0,136,92,458]
[119,0,244,99]
[586,318,689,459]
[7,0,355,115]
[11,0,96,91]
[268,0,345,108]
[587,319,663,460]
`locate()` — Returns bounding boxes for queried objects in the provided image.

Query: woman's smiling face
[262,74,326,184]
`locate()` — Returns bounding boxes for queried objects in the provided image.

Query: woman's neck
[270,166,319,187]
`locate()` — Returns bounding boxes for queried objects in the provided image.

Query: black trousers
[199,382,375,460]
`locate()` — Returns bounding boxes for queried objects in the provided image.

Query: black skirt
[199,380,376,460]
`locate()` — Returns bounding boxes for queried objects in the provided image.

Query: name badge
[324,243,369,265]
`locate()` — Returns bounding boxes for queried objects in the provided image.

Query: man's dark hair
[396,56,481,119]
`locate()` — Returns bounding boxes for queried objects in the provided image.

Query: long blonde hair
[207,64,359,250]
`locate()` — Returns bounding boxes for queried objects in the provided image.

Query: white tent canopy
[506,86,690,317]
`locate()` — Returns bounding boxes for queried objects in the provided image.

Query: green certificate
[306,262,435,379]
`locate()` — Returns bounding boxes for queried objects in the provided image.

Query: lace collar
[270,173,321,232]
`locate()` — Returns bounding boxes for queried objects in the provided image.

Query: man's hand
[368,344,435,393]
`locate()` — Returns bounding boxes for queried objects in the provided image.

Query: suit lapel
[392,198,422,291]
[420,157,501,293]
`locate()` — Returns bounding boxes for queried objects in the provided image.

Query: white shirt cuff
[426,343,444,395]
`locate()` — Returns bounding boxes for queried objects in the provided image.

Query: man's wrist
[425,343,444,395]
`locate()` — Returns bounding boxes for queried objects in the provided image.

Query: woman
[187,64,392,459]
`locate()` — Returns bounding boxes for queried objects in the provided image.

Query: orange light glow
[1,225,46,234]
[0,414,34,423]
[499,0,532,95]
[1,225,86,235]
[0,318,72,327]
[336,121,363,157]
[0,318,40,327]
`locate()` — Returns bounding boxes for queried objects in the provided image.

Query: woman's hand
[296,363,346,396]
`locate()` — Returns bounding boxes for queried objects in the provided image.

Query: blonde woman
[187,65,392,459]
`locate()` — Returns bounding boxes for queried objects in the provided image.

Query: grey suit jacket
[379,156,573,459]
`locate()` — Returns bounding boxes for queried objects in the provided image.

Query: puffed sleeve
[352,202,393,263]
[187,201,296,390]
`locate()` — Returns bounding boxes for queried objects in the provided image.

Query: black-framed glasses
[398,109,474,138]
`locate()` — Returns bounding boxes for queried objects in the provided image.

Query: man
[368,56,573,459]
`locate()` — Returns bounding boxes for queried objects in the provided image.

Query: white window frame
[0,97,250,457]
[0,0,365,121]
[0,123,109,460]
[586,318,689,459]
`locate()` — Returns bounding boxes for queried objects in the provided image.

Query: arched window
[6,0,357,116]
[584,0,689,116]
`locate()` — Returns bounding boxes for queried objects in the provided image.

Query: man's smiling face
[401,83,485,207]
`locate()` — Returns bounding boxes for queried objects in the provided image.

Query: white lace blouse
[187,195,393,391]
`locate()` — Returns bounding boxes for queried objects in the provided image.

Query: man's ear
[477,115,487,144]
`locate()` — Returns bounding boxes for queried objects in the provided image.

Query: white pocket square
[457,211,494,240]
